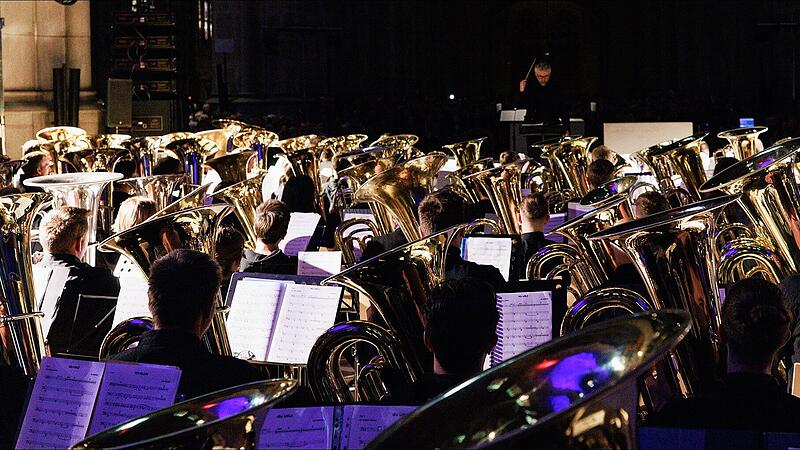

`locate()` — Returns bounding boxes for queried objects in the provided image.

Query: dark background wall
[91,0,800,154]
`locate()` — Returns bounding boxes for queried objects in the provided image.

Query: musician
[519,192,553,263]
[649,278,800,432]
[239,199,298,275]
[108,249,263,399]
[517,60,569,129]
[778,275,800,365]
[590,145,619,165]
[112,196,157,233]
[40,207,120,357]
[391,278,499,404]
[634,191,670,219]
[16,150,53,193]
[215,226,245,299]
[587,159,615,190]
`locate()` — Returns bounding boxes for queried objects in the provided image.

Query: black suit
[108,329,265,400]
[239,249,298,275]
[518,81,569,128]
[389,373,470,405]
[445,247,506,291]
[42,253,120,357]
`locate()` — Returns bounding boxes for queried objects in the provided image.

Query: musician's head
[587,159,615,189]
[215,226,245,280]
[424,278,498,375]
[722,278,793,373]
[519,192,550,232]
[40,206,89,258]
[591,145,618,165]
[418,189,465,237]
[21,150,52,177]
[152,157,182,175]
[499,151,520,166]
[148,249,222,337]
[634,191,670,219]
[254,199,291,249]
[281,174,316,213]
[534,61,551,86]
[113,196,157,233]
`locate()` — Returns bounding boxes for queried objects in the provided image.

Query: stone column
[1,0,99,159]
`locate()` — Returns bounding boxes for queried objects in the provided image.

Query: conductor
[518,60,569,131]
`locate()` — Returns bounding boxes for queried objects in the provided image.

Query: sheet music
[87,362,181,436]
[34,266,70,337]
[493,291,552,364]
[297,251,342,277]
[16,357,105,450]
[113,256,144,278]
[280,212,321,256]
[340,405,416,450]
[544,213,566,244]
[463,237,513,281]
[111,274,151,327]
[226,278,289,361]
[267,284,342,364]
[257,407,335,450]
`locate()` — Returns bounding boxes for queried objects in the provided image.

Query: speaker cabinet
[106,78,133,129]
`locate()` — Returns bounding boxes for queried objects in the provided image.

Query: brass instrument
[98,204,234,356]
[99,316,153,358]
[152,182,214,218]
[587,194,739,397]
[116,174,186,211]
[311,224,464,401]
[164,137,218,185]
[718,126,768,160]
[334,218,381,267]
[319,134,369,155]
[560,287,650,333]
[35,126,88,173]
[448,157,493,204]
[336,144,387,167]
[195,129,235,160]
[212,175,265,250]
[213,118,266,134]
[353,152,448,241]
[273,134,326,214]
[633,133,709,202]
[124,136,161,176]
[203,150,257,190]
[338,156,397,234]
[72,380,297,449]
[369,134,420,160]
[462,160,525,234]
[541,136,597,197]
[0,193,51,376]
[443,137,487,169]
[230,129,279,170]
[366,310,691,449]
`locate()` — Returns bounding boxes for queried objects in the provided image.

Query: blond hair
[41,206,89,254]
[113,196,157,233]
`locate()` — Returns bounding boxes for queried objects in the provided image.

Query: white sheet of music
[16,357,104,450]
[257,407,335,450]
[111,274,151,327]
[280,212,321,256]
[297,251,342,277]
[112,255,144,278]
[495,291,552,363]
[87,362,181,436]
[341,405,416,450]
[463,237,513,281]
[33,266,70,337]
[226,278,289,361]
[266,284,342,364]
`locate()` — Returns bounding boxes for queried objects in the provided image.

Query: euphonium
[311,224,463,401]
[718,126,768,160]
[35,126,88,174]
[115,174,186,211]
[634,133,709,202]
[203,150,257,190]
[588,194,739,397]
[462,160,524,234]
[0,193,50,376]
[98,204,234,356]
[338,156,397,234]
[542,136,597,197]
[353,152,448,241]
[443,137,487,169]
[212,175,265,250]
[164,137,218,185]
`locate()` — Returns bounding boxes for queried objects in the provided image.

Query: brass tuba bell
[203,150,257,190]
[634,133,709,202]
[718,126,768,160]
[164,136,218,185]
[443,137,487,169]
[541,136,597,198]
[212,175,265,250]
[115,174,186,211]
[462,160,525,234]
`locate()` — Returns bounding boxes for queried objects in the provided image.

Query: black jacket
[42,253,120,357]
[239,249,298,275]
[445,247,506,291]
[360,228,409,262]
[108,329,265,401]
[389,373,471,405]
[518,81,569,127]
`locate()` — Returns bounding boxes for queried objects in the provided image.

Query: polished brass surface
[463,160,525,234]
[316,225,463,401]
[203,150,257,189]
[443,137,487,169]
[579,175,638,207]
[213,118,266,134]
[152,182,214,218]
[338,156,397,234]
[319,134,369,155]
[0,159,23,188]
[98,204,233,355]
[61,147,128,173]
[560,287,650,334]
[164,137,218,185]
[116,174,186,211]
[369,134,418,152]
[448,157,494,204]
[125,136,161,176]
[589,195,738,397]
[541,136,597,197]
[718,126,768,160]
[230,129,279,170]
[212,175,265,250]
[99,316,154,358]
[158,132,194,149]
[35,126,89,173]
[85,133,131,150]
[72,379,297,449]
[641,132,709,201]
[334,217,381,267]
[274,135,327,215]
[195,129,234,159]
[366,310,691,449]
[353,152,448,241]
[0,193,51,376]
[273,134,324,152]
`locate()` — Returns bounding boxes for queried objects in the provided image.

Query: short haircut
[21,151,48,175]
[114,159,137,179]
[499,151,520,166]
[635,191,670,218]
[520,192,549,221]
[254,199,291,245]
[152,157,182,175]
[425,278,499,374]
[587,159,615,188]
[281,174,317,213]
[40,206,89,254]
[534,61,551,71]
[148,249,222,330]
[113,196,157,233]
[723,278,793,367]
[714,157,738,177]
[215,226,245,277]
[591,145,615,162]
[418,189,465,236]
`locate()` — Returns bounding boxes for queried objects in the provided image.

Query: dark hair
[587,159,614,188]
[153,157,182,175]
[148,249,222,330]
[418,189,465,236]
[635,191,670,218]
[254,199,291,245]
[20,152,47,175]
[114,159,137,179]
[713,157,738,177]
[520,192,549,220]
[723,278,793,367]
[534,61,551,71]
[281,174,316,213]
[215,226,245,278]
[499,151,519,166]
[425,278,499,374]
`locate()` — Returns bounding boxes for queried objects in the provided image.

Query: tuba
[633,133,708,203]
[0,159,24,189]
[115,174,186,211]
[443,137,487,169]
[35,126,88,174]
[541,136,597,198]
[125,136,161,176]
[0,193,51,376]
[370,134,420,160]
[195,129,234,159]
[366,310,691,450]
[448,157,494,204]
[203,150,257,190]
[462,160,525,234]
[718,126,768,160]
[230,129,279,170]
[353,152,448,241]
[309,224,464,402]
[98,204,234,355]
[163,137,218,185]
[273,134,326,213]
[212,175,265,250]
[319,134,369,156]
[152,182,214,218]
[337,156,397,234]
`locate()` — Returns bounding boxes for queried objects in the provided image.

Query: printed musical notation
[226,279,289,361]
[281,212,321,256]
[257,407,335,449]
[297,251,343,277]
[463,237,513,281]
[112,274,150,326]
[340,405,416,449]
[492,291,553,366]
